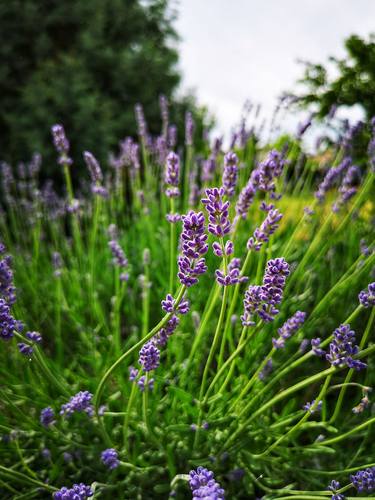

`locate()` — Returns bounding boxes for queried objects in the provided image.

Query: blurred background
[1,0,375,173]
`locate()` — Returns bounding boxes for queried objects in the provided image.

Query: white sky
[175,0,375,140]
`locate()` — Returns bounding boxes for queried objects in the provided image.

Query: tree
[0,0,206,174]
[290,33,375,121]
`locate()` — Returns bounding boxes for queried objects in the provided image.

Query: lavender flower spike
[51,124,72,166]
[53,483,93,499]
[139,341,160,372]
[164,151,180,198]
[101,448,120,470]
[358,282,375,307]
[350,467,375,493]
[40,407,55,427]
[83,151,103,184]
[60,391,94,417]
[272,311,306,349]
[202,187,231,237]
[222,151,239,197]
[189,466,225,499]
[247,208,283,251]
[326,324,366,370]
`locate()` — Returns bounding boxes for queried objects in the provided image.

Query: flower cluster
[40,407,55,427]
[0,298,21,341]
[153,315,180,347]
[53,483,93,499]
[164,151,180,198]
[326,324,366,370]
[315,157,351,202]
[161,294,189,314]
[138,341,160,372]
[235,179,257,220]
[241,258,290,325]
[358,282,375,307]
[303,400,322,414]
[60,391,94,417]
[128,366,154,391]
[251,149,286,195]
[189,466,225,499]
[272,311,306,349]
[0,244,16,304]
[101,448,120,470]
[202,188,231,237]
[185,111,195,146]
[350,467,375,492]
[83,151,108,198]
[222,151,239,197]
[51,124,72,166]
[247,208,283,251]
[327,480,345,500]
[177,211,208,287]
[135,103,147,139]
[332,165,360,212]
[108,231,129,281]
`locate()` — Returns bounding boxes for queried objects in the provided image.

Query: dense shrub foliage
[0,101,374,499]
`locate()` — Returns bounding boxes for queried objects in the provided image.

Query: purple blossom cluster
[350,467,375,492]
[222,152,239,197]
[153,315,180,347]
[185,112,195,146]
[60,391,94,418]
[241,258,290,325]
[358,282,375,307]
[177,211,208,287]
[247,208,283,251]
[135,103,147,139]
[53,483,93,499]
[83,151,108,198]
[235,179,257,220]
[332,165,360,212]
[40,407,55,427]
[251,149,286,195]
[315,157,351,202]
[303,399,322,414]
[101,448,120,470]
[0,244,16,305]
[108,231,128,281]
[164,152,180,198]
[138,341,160,372]
[189,466,225,499]
[327,480,345,500]
[202,187,231,237]
[313,325,366,371]
[0,298,22,341]
[51,124,72,166]
[272,311,306,349]
[128,366,154,391]
[161,294,189,315]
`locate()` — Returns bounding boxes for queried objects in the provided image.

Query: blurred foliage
[291,33,375,120]
[0,0,211,175]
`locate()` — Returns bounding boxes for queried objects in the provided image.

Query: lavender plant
[0,100,374,500]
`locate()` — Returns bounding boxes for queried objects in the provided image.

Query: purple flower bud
[40,407,55,427]
[189,467,225,499]
[303,399,322,414]
[222,152,239,197]
[26,331,42,343]
[202,187,231,237]
[53,483,93,499]
[139,341,160,372]
[358,282,375,307]
[101,448,120,470]
[83,151,103,184]
[18,343,33,356]
[60,391,94,417]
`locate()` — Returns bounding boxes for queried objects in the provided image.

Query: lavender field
[0,98,374,499]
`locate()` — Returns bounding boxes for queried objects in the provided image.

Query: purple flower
[202,187,231,237]
[352,395,370,414]
[222,152,239,197]
[0,247,16,305]
[177,211,208,287]
[26,331,42,343]
[315,157,351,202]
[18,343,33,356]
[333,165,360,212]
[185,112,195,146]
[215,268,240,286]
[60,391,94,417]
[251,150,286,194]
[40,407,55,427]
[247,209,283,251]
[135,103,147,139]
[53,483,93,499]
[272,311,306,349]
[326,324,366,370]
[129,366,139,381]
[166,213,181,223]
[83,151,103,184]
[168,125,177,149]
[327,480,345,500]
[311,338,325,357]
[165,152,180,193]
[0,298,19,341]
[241,258,290,325]
[51,124,72,166]
[153,316,179,347]
[101,448,120,470]
[108,238,128,269]
[137,375,154,392]
[189,466,225,500]
[161,294,190,315]
[139,341,160,372]
[303,399,322,414]
[358,282,375,307]
[350,467,375,492]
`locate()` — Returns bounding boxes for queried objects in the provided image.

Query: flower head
[272,311,306,349]
[326,324,366,370]
[101,448,120,470]
[53,483,93,499]
[350,467,375,493]
[222,152,239,197]
[202,188,231,237]
[247,208,283,251]
[60,391,94,417]
[358,282,375,307]
[40,407,55,427]
[139,341,160,372]
[189,466,225,500]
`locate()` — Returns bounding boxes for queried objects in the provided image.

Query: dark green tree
[0,0,207,174]
[290,33,375,120]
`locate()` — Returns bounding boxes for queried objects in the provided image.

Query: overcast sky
[175,0,375,139]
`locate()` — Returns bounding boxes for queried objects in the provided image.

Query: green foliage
[292,33,375,120]
[0,0,209,173]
